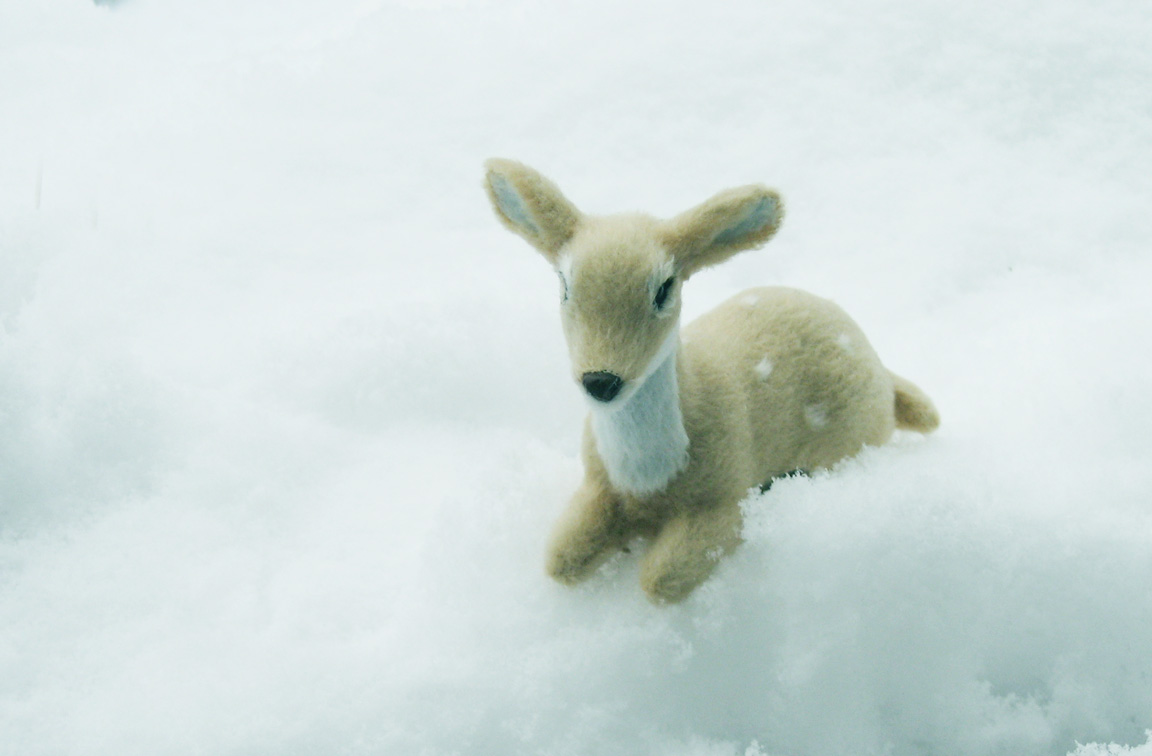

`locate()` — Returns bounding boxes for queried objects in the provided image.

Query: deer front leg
[639,502,743,604]
[545,479,624,585]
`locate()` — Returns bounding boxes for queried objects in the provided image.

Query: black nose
[581,371,624,402]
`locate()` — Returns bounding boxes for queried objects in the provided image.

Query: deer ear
[484,159,582,263]
[661,185,783,276]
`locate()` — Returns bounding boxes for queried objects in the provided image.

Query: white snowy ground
[2,1,1152,754]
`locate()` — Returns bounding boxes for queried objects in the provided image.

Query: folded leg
[639,504,742,603]
[546,480,624,585]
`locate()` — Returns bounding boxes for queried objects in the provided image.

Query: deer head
[484,158,784,405]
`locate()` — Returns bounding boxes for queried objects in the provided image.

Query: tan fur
[484,159,940,604]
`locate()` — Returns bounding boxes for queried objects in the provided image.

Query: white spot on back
[837,333,853,351]
[754,357,774,380]
[741,294,760,307]
[804,404,829,429]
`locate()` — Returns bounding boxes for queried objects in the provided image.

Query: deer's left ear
[484,158,582,264]
[660,185,784,276]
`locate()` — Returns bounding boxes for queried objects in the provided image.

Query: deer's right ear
[484,159,582,263]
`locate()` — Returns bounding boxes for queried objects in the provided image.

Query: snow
[2,0,1151,754]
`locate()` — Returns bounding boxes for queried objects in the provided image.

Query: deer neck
[589,332,689,496]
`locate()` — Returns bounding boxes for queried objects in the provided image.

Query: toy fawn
[484,159,939,603]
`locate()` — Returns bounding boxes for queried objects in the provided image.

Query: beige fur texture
[484,158,940,604]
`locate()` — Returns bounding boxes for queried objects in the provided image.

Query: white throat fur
[589,332,689,496]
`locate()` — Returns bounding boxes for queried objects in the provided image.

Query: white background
[2,1,1151,754]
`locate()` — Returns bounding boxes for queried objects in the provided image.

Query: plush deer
[484,159,939,603]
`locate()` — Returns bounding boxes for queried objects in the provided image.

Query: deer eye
[654,276,675,310]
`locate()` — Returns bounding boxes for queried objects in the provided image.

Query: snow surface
[2,0,1152,754]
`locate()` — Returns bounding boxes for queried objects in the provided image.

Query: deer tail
[890,371,940,433]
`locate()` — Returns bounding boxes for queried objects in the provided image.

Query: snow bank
[2,0,1151,754]
[1074,736,1152,756]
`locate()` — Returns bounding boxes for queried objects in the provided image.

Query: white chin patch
[590,329,689,496]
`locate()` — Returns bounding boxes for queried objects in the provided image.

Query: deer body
[484,160,939,603]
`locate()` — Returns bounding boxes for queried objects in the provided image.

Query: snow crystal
[1069,733,1152,756]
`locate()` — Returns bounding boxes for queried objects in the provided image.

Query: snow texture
[2,1,1152,754]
